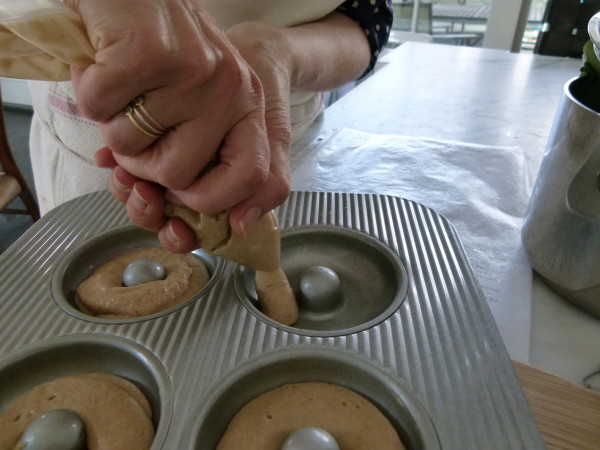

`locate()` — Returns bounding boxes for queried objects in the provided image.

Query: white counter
[291,42,599,387]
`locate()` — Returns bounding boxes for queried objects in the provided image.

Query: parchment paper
[291,128,534,362]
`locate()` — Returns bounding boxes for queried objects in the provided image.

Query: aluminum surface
[522,76,600,318]
[234,225,408,336]
[50,225,223,324]
[0,334,172,449]
[0,190,544,449]
[184,347,440,449]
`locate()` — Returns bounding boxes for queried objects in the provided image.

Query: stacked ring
[124,96,167,138]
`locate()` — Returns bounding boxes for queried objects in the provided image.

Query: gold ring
[124,96,167,138]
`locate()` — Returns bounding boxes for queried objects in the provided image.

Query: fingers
[102,165,198,253]
[122,180,198,252]
[127,184,198,253]
[158,218,198,254]
[100,96,164,156]
[70,0,233,160]
[71,0,217,117]
[164,110,271,211]
[229,134,292,236]
[166,108,291,236]
[107,166,137,203]
[110,115,230,189]
[77,1,294,243]
[94,146,117,168]
[123,181,166,233]
[70,1,233,123]
[70,1,172,119]
[227,175,291,236]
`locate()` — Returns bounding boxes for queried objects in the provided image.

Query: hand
[66,0,275,242]
[218,21,294,234]
[95,148,199,253]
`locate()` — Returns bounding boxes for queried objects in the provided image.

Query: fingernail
[166,220,180,245]
[239,206,262,236]
[113,169,130,192]
[130,185,147,211]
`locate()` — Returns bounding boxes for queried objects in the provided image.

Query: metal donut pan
[0,191,544,449]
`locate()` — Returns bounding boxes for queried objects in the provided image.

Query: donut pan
[234,224,408,336]
[51,225,224,325]
[0,190,545,449]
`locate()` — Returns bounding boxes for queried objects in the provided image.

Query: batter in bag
[166,205,299,326]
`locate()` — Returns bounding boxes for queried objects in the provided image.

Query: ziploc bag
[0,0,93,81]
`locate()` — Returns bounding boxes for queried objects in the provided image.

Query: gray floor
[1,106,36,254]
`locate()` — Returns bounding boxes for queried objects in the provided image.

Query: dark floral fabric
[336,0,393,77]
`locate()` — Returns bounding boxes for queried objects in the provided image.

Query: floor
[1,106,36,254]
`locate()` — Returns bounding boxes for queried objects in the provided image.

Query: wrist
[226,21,293,89]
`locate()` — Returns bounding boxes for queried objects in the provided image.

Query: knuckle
[266,173,291,210]
[101,129,145,157]
[180,56,217,86]
[175,44,229,92]
[241,156,270,189]
[215,54,253,102]
[144,156,191,190]
[273,177,291,206]
[77,91,107,121]
[269,117,292,145]
[101,132,126,154]
[156,166,196,191]
[155,171,191,191]
[127,207,153,230]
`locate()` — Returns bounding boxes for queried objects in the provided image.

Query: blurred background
[390,0,599,56]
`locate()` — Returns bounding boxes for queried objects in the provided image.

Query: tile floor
[1,106,36,254]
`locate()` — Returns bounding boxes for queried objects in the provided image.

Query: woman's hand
[91,11,297,253]
[80,6,370,253]
[65,0,277,248]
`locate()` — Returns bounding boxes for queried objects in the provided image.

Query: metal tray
[0,190,544,449]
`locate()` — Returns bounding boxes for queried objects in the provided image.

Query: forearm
[282,12,371,92]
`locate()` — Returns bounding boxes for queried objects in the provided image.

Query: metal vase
[522,75,600,318]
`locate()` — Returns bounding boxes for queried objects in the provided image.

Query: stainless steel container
[522,75,600,318]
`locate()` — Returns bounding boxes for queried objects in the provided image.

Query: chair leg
[18,184,40,221]
[0,95,40,221]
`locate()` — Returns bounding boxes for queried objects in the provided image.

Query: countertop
[291,42,600,388]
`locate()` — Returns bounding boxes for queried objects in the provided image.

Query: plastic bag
[0,0,93,81]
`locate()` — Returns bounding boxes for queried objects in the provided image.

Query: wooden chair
[0,87,40,221]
